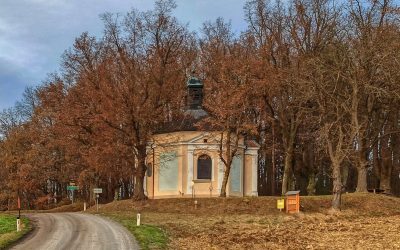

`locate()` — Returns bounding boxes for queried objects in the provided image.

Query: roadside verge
[98,212,168,250]
[0,214,31,250]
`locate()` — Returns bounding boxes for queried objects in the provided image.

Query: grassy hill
[90,193,400,249]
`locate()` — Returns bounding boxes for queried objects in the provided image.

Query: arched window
[197,154,212,179]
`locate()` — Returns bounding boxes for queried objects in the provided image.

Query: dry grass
[94,193,400,249]
[47,202,85,213]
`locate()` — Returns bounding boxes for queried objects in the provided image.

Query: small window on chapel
[197,154,212,179]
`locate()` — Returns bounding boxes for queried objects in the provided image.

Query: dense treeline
[0,0,399,210]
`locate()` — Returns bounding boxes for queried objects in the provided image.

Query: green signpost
[67,186,78,191]
[67,185,79,204]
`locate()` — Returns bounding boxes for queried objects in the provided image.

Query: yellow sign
[277,199,285,210]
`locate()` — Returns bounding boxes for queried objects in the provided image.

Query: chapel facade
[144,77,259,198]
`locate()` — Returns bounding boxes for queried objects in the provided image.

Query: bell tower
[186,76,203,109]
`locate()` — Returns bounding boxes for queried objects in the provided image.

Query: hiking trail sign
[67,186,79,191]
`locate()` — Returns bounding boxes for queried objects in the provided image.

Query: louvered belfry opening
[187,76,203,109]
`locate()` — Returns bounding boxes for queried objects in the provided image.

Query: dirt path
[10,213,139,250]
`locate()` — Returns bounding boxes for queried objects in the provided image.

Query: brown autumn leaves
[0,0,400,210]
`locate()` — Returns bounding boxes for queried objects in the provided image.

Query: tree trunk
[220,165,231,197]
[281,118,297,195]
[331,161,342,210]
[260,150,268,195]
[133,176,146,200]
[219,130,238,197]
[379,133,394,193]
[356,166,368,192]
[123,180,130,199]
[355,142,368,192]
[132,147,147,201]
[341,164,349,192]
[307,172,316,195]
[282,143,294,195]
[379,159,392,193]
[271,123,276,195]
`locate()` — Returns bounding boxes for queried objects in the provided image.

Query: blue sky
[0,0,247,111]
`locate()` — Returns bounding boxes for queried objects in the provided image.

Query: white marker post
[84,202,87,211]
[137,213,141,226]
[16,218,21,232]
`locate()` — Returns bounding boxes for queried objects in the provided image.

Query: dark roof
[285,190,300,195]
[155,108,214,134]
[245,140,260,148]
[187,76,203,87]
[179,108,210,130]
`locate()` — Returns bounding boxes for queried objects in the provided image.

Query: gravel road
[10,213,139,250]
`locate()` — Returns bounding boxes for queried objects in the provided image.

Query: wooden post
[96,195,99,212]
[17,196,21,232]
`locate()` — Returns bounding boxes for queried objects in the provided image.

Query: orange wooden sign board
[285,190,300,213]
